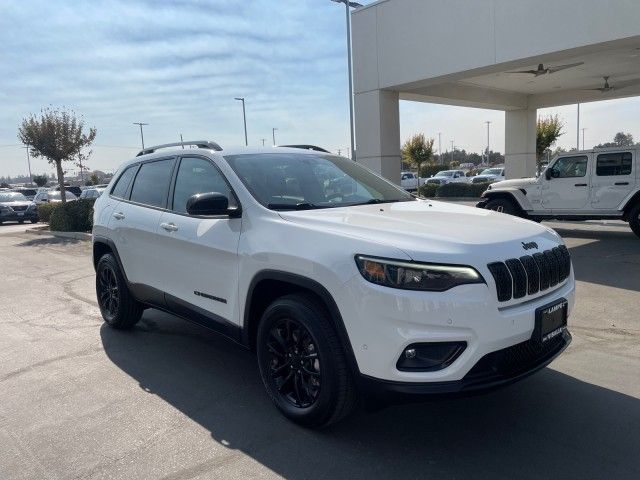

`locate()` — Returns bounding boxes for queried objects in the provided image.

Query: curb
[25,227,92,241]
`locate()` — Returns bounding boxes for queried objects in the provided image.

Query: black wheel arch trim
[243,270,361,377]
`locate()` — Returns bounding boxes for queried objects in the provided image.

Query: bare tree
[18,107,96,203]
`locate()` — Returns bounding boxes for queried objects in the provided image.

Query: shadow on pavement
[16,236,80,247]
[101,312,640,480]
[555,227,640,292]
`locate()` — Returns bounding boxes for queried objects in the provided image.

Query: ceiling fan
[585,76,640,93]
[507,62,584,77]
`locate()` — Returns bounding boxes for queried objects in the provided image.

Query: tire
[31,219,38,224]
[485,197,520,217]
[18,220,24,224]
[96,253,143,329]
[256,293,357,428]
[629,203,640,239]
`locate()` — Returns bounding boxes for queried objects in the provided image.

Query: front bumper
[358,329,571,401]
[476,199,488,208]
[0,211,38,222]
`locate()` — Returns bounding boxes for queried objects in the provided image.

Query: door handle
[574,183,587,187]
[160,222,178,232]
[113,212,125,220]
[615,182,629,186]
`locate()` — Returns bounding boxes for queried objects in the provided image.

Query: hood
[278,199,561,263]
[0,201,34,208]
[490,177,539,189]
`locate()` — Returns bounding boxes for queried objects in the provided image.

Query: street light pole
[234,97,248,146]
[438,132,442,165]
[133,122,148,149]
[22,145,32,184]
[485,121,491,164]
[272,128,278,146]
[451,140,455,164]
[576,103,580,150]
[331,0,362,162]
[581,128,586,150]
[261,139,266,146]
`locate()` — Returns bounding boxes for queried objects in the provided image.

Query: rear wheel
[485,197,520,217]
[256,294,357,428]
[628,203,640,239]
[96,253,143,329]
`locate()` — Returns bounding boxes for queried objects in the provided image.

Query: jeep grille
[487,245,571,302]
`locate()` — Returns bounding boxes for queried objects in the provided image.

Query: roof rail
[136,140,223,157]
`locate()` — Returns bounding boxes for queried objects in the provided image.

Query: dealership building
[351,0,640,180]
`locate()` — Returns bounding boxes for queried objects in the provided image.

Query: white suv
[93,141,575,427]
[478,147,640,238]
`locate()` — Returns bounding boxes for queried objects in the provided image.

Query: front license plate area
[535,298,568,343]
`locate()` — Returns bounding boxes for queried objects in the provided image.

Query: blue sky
[1,0,639,177]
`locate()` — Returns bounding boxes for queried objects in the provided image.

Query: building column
[354,89,401,183]
[504,107,537,179]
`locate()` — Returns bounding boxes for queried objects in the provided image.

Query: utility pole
[234,97,248,146]
[133,122,148,149]
[261,138,266,146]
[485,121,491,164]
[22,145,32,184]
[451,140,455,164]
[180,134,185,149]
[438,132,442,165]
[581,128,586,150]
[272,128,278,146]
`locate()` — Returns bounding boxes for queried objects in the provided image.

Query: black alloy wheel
[266,317,321,408]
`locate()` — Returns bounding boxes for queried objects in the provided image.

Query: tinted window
[596,152,632,176]
[552,156,588,178]
[172,157,234,214]
[111,165,138,199]
[130,159,174,207]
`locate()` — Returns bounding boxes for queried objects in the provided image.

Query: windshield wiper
[267,202,320,211]
[349,198,413,206]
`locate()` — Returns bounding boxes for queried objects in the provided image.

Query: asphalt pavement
[0,218,638,480]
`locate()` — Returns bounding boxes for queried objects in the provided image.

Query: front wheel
[256,294,357,428]
[96,253,143,329]
[485,197,520,217]
[628,203,640,239]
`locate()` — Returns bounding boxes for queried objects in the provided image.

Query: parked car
[0,192,38,224]
[400,171,426,191]
[52,185,83,197]
[425,169,469,186]
[477,147,640,238]
[471,167,505,184]
[80,187,105,199]
[11,188,38,200]
[93,141,574,427]
[33,190,78,204]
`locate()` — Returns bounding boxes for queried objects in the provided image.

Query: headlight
[355,255,485,291]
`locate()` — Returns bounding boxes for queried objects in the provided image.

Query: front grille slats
[488,246,571,302]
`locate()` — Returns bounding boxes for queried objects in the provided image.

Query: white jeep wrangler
[477,147,640,238]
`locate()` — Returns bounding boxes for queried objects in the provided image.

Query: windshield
[481,168,502,175]
[224,153,414,210]
[0,192,27,202]
[435,171,454,177]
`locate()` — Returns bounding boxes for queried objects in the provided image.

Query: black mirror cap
[186,192,239,217]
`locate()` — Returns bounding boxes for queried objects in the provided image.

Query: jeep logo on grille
[522,241,538,250]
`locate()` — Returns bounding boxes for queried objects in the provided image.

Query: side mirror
[186,192,240,217]
[545,169,553,180]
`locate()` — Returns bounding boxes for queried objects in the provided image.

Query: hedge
[48,198,96,232]
[419,182,490,198]
[37,203,56,223]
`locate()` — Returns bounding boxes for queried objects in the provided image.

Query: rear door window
[111,165,138,199]
[130,159,175,208]
[596,152,632,176]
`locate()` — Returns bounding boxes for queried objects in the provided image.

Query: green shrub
[420,164,451,178]
[418,183,438,198]
[49,198,96,232]
[37,203,57,223]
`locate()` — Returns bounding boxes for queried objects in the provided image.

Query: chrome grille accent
[488,246,571,302]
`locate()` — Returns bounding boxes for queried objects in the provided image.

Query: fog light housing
[396,342,467,372]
